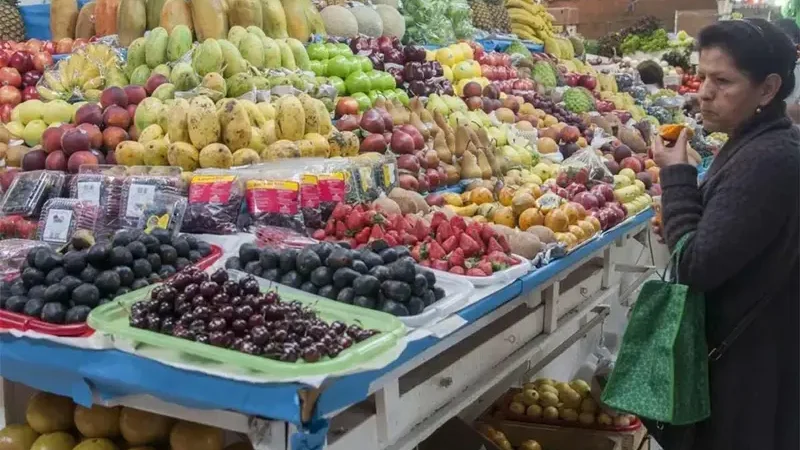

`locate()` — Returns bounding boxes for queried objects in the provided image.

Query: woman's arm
[660,148,798,291]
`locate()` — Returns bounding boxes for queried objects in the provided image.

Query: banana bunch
[37,43,128,102]
[506,0,554,44]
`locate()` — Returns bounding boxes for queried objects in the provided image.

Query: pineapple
[0,0,25,42]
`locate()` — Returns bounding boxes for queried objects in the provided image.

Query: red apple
[123,85,147,105]
[41,126,65,153]
[21,85,38,101]
[31,52,53,72]
[335,97,359,119]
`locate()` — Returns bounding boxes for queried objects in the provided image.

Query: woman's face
[697,46,775,133]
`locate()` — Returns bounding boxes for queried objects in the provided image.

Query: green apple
[352,92,371,111]
[326,55,351,79]
[357,55,373,72]
[307,42,329,61]
[380,72,396,91]
[324,42,339,58]
[327,76,346,95]
[382,90,398,101]
[43,99,74,125]
[345,71,371,94]
[394,89,410,106]
[309,60,327,77]
[366,71,384,90]
[367,90,385,105]
[345,56,362,75]
[336,43,353,56]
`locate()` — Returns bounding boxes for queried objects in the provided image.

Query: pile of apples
[0,49,54,120]
[477,51,516,82]
[678,73,700,95]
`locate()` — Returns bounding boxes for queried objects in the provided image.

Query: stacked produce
[595,16,662,58]
[469,0,511,34]
[0,45,55,119]
[36,43,127,102]
[320,3,405,39]
[402,0,475,46]
[479,424,541,450]
[505,0,555,46]
[0,391,236,450]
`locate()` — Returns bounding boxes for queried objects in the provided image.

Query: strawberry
[311,229,326,240]
[392,215,411,232]
[441,235,458,254]
[355,227,371,244]
[449,266,466,275]
[353,204,366,213]
[430,211,447,230]
[479,224,496,243]
[410,243,423,261]
[449,247,465,268]
[403,233,419,246]
[466,226,484,253]
[431,260,449,271]
[435,221,453,244]
[507,255,520,266]
[324,220,335,236]
[331,203,351,221]
[384,234,399,247]
[369,224,384,241]
[428,241,446,260]
[478,260,493,275]
[487,237,504,255]
[419,259,431,267]
[335,221,347,239]
[466,268,487,277]
[459,234,481,257]
[346,211,364,231]
[497,234,511,253]
[366,210,385,227]
[449,215,467,232]
[487,251,509,271]
[413,220,430,242]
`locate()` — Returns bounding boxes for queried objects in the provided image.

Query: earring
[756,106,762,114]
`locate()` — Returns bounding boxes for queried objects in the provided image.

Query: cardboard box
[547,7,579,25]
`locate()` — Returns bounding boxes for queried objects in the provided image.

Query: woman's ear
[759,73,783,106]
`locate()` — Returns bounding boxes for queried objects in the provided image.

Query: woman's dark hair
[637,60,664,87]
[698,18,797,101]
[774,18,800,45]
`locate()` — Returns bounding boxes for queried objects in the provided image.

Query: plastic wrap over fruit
[36,43,127,102]
[181,172,245,235]
[36,198,101,247]
[0,239,49,279]
[254,225,317,249]
[69,164,128,241]
[557,147,613,188]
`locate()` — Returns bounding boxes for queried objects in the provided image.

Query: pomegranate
[0,67,22,88]
[8,51,32,74]
[22,71,41,87]
[31,52,53,72]
[21,85,39,101]
[0,85,21,106]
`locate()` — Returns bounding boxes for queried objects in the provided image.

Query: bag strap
[709,253,798,362]
[659,232,694,284]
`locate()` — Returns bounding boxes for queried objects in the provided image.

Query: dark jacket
[660,104,800,450]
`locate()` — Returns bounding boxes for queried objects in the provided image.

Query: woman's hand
[651,217,665,244]
[653,129,689,168]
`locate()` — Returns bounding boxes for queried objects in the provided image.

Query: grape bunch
[129,267,379,363]
[521,92,585,130]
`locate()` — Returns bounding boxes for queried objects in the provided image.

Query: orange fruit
[518,208,545,231]
[544,209,569,232]
[585,216,602,233]
[568,202,586,220]
[561,203,579,225]
[569,224,586,242]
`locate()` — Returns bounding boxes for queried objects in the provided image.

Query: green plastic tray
[87,276,406,377]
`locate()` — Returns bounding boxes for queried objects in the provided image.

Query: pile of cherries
[129,267,379,363]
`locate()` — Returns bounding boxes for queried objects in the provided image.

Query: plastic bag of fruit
[242,169,306,233]
[70,165,127,241]
[556,146,613,192]
[181,171,245,235]
[0,239,49,280]
[254,225,317,249]
[118,169,182,230]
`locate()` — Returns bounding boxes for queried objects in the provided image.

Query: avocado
[279,270,303,288]
[27,247,44,267]
[63,251,88,274]
[174,257,190,270]
[407,296,425,315]
[299,281,318,294]
[368,265,391,282]
[126,241,148,259]
[381,299,410,316]
[171,238,191,257]
[80,265,100,283]
[336,287,355,304]
[158,266,176,278]
[259,248,280,269]
[131,279,150,290]
[23,298,45,317]
[309,266,333,287]
[184,234,199,250]
[353,275,380,296]
[422,288,437,306]
[381,280,411,302]
[34,250,62,273]
[114,266,135,287]
[116,287,131,296]
[379,248,398,264]
[147,273,161,283]
[65,305,91,324]
[86,243,111,267]
[244,261,262,276]
[109,247,134,267]
[188,250,202,262]
[332,267,360,289]
[394,246,411,259]
[151,228,172,244]
[27,284,47,299]
[279,249,299,273]
[369,239,389,252]
[389,259,416,283]
[353,296,377,309]
[43,284,69,304]
[317,285,339,300]
[4,295,27,312]
[296,249,321,275]
[262,268,280,281]
[139,234,161,253]
[225,256,242,270]
[239,243,260,264]
[326,248,352,270]
[45,267,67,285]
[95,271,121,294]
[432,286,446,300]
[132,259,153,279]
[416,267,436,286]
[112,230,135,247]
[41,302,67,323]
[21,267,45,287]
[159,245,178,265]
[146,253,162,272]
[360,251,383,269]
[412,273,428,296]
[313,242,335,261]
[196,241,212,257]
[10,279,27,296]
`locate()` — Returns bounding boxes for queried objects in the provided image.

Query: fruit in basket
[25,392,74,434]
[542,406,559,420]
[525,404,543,418]
[119,407,173,446]
[508,402,526,415]
[597,413,613,426]
[169,421,223,450]
[538,392,559,408]
[0,424,40,450]
[72,439,117,450]
[29,432,76,450]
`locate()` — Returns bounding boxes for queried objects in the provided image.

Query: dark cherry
[232,337,244,349]
[234,305,254,320]
[355,330,373,342]
[195,333,210,344]
[286,332,299,343]
[191,271,208,285]
[200,281,220,299]
[290,321,306,335]
[174,328,193,340]
[299,336,314,348]
[339,336,353,349]
[190,318,207,330]
[208,317,227,332]
[146,314,161,331]
[327,345,342,359]
[176,301,192,316]
[248,314,265,328]
[241,279,260,295]
[184,283,200,299]
[191,295,207,308]
[210,268,229,285]
[209,331,226,347]
[145,300,160,313]
[232,319,248,335]
[174,293,188,306]
[192,305,211,320]
[346,325,363,337]
[286,311,299,321]
[272,329,287,343]
[280,348,299,362]
[177,314,194,327]
[302,347,322,363]
[223,281,240,296]
[211,293,228,306]
[157,301,173,316]
[242,294,257,308]
[172,273,192,290]
[320,335,334,347]
[240,341,260,355]
[160,317,175,334]
[156,287,175,302]
[274,320,290,331]
[330,321,346,335]
[217,305,234,321]
[130,316,147,329]
[230,296,244,307]
[264,291,279,304]
[308,325,326,340]
[263,305,283,321]
[251,325,269,345]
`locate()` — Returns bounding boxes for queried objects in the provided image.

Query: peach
[74,103,103,127]
[621,156,643,173]
[77,123,102,149]
[128,124,139,141]
[102,126,129,152]
[41,126,64,153]
[67,150,98,173]
[103,105,131,129]
[144,74,167,95]
[45,150,67,171]
[126,104,137,120]
[123,85,147,105]
[61,128,90,156]
[100,86,128,109]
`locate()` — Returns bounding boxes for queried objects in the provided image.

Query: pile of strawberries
[312,203,521,277]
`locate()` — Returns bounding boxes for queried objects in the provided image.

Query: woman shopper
[651,18,799,450]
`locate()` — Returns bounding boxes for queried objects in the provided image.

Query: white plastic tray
[397,270,473,328]
[425,254,532,286]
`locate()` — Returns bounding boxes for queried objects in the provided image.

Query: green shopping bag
[601,233,711,425]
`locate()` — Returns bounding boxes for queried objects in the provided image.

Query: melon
[375,5,404,39]
[320,6,357,38]
[349,5,382,38]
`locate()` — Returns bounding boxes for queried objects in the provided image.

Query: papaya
[190,0,228,40]
[228,0,262,29]
[280,0,309,41]
[261,0,287,38]
[74,2,96,39]
[160,0,193,33]
[167,24,192,61]
[94,0,120,35]
[145,27,169,68]
[146,0,167,30]
[116,0,147,46]
[51,0,79,40]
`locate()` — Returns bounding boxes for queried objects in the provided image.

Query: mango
[116,141,146,166]
[276,39,295,69]
[167,24,193,61]
[232,148,260,166]
[226,73,255,98]
[201,73,227,97]
[126,37,147,69]
[187,96,220,148]
[285,38,310,71]
[261,36,282,69]
[134,98,164,133]
[145,27,169,68]
[218,99,252,151]
[167,141,200,170]
[275,96,304,140]
[137,124,164,144]
[152,64,171,78]
[143,138,170,165]
[199,143,233,168]
[151,83,176,101]
[191,38,223,77]
[170,62,200,91]
[227,25,249,47]
[166,98,190,143]
[238,34,264,69]
[129,65,151,86]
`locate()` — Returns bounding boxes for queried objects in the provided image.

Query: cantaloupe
[74,1,96,39]
[116,0,146,46]
[320,6,357,38]
[375,5,404,39]
[349,5,382,37]
[228,0,262,29]
[191,0,228,40]
[51,0,79,40]
[94,0,120,35]
[160,0,193,33]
